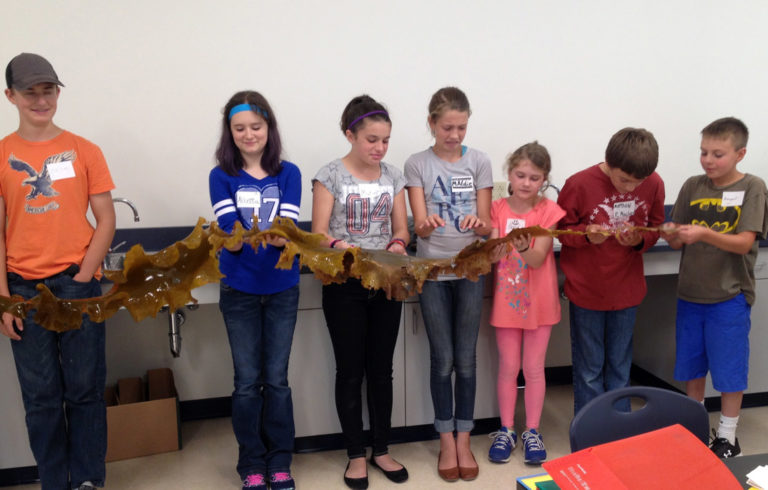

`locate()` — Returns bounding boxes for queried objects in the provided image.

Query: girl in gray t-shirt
[311,95,410,487]
[404,87,492,482]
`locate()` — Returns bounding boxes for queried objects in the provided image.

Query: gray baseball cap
[5,53,64,90]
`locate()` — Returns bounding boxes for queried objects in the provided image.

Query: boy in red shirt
[557,128,665,415]
[0,53,115,489]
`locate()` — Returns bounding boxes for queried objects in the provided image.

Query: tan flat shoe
[459,450,479,481]
[437,451,459,482]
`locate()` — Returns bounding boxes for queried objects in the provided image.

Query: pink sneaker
[270,471,296,490]
[242,473,266,490]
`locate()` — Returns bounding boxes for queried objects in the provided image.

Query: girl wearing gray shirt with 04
[404,87,493,482]
[312,95,410,490]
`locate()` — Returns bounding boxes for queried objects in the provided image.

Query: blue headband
[347,110,388,131]
[228,103,269,121]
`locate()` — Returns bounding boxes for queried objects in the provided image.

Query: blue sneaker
[488,426,516,463]
[522,429,547,464]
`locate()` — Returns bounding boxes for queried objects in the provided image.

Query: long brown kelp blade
[0,218,666,332]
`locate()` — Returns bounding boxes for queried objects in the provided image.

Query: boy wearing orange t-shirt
[0,53,115,490]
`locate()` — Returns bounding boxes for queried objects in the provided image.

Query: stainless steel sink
[100,247,194,358]
[102,252,126,271]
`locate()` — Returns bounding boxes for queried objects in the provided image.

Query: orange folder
[543,424,741,489]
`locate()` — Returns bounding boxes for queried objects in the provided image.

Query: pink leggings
[495,325,553,430]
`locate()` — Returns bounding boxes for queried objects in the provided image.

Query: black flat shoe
[370,455,409,484]
[344,460,369,489]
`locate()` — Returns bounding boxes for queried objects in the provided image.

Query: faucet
[112,197,140,222]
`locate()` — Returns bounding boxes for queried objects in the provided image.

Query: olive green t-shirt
[671,173,768,305]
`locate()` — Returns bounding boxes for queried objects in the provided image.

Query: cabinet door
[747,279,768,393]
[474,297,500,419]
[403,302,433,426]
[0,340,35,469]
[289,309,342,437]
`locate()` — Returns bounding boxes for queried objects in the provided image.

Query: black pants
[322,279,402,458]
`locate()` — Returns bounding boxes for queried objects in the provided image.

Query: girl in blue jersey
[209,91,301,490]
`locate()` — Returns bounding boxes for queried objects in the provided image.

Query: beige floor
[7,385,768,489]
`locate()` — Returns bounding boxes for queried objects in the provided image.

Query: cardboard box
[104,368,181,462]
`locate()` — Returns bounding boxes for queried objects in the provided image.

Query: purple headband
[347,110,388,131]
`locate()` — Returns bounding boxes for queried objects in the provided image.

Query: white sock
[717,415,739,445]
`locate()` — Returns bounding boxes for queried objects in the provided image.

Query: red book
[543,424,741,489]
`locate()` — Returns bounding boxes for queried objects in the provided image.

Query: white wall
[2,1,767,228]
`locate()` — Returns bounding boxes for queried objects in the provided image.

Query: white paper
[722,191,745,207]
[746,464,768,489]
[46,161,75,181]
[505,218,526,234]
[451,176,474,193]
[236,190,261,209]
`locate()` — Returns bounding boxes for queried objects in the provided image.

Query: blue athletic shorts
[674,294,751,393]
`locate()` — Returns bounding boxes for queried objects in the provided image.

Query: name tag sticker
[357,183,381,199]
[47,161,75,181]
[451,176,474,193]
[612,200,636,221]
[721,191,744,207]
[236,190,261,210]
[505,218,526,234]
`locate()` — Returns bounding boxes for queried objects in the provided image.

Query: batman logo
[688,197,740,233]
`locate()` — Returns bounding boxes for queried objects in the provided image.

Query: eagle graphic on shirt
[8,150,73,214]
[9,150,74,200]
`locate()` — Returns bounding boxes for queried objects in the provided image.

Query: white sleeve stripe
[212,199,234,213]
[280,203,300,213]
[215,205,237,218]
[279,210,299,220]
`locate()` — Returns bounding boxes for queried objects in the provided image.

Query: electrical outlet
[492,181,508,200]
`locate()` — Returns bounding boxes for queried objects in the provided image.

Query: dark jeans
[219,283,299,479]
[418,277,484,433]
[8,268,106,490]
[569,302,638,415]
[322,279,402,459]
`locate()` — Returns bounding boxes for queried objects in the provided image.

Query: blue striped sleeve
[209,167,238,232]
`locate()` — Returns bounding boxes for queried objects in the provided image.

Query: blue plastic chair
[569,385,710,451]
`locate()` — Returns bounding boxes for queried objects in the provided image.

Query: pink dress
[490,197,566,329]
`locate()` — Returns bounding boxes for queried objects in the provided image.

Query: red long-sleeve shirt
[557,164,665,310]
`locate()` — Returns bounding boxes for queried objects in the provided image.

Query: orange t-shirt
[0,130,115,279]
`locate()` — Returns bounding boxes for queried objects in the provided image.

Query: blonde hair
[428,86,471,123]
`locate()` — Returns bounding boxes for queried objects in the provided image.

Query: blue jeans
[569,302,637,415]
[419,277,485,433]
[219,283,299,479]
[322,279,402,459]
[8,267,106,490]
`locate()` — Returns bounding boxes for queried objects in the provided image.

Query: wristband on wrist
[329,239,341,249]
[386,238,406,250]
